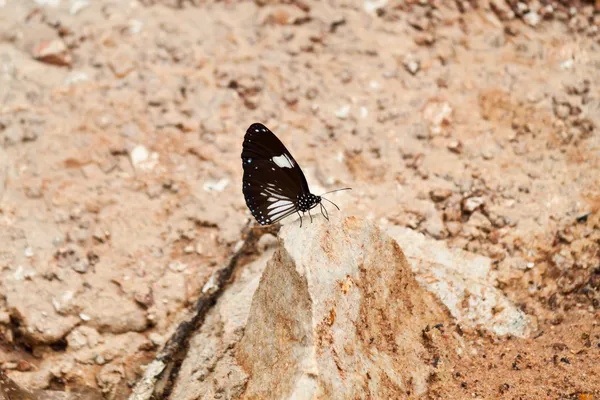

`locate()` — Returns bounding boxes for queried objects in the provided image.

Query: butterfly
[241,123,350,227]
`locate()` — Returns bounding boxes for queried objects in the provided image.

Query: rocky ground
[0,0,599,398]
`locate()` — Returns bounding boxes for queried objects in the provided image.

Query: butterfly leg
[308,209,313,223]
[297,211,303,228]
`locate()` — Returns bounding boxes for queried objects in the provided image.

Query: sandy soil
[0,0,599,398]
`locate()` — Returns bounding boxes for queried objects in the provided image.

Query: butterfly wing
[241,123,310,225]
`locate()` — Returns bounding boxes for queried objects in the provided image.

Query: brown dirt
[0,0,599,398]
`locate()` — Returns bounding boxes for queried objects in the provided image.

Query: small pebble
[430,188,453,202]
[130,145,149,167]
[2,124,24,146]
[403,57,420,75]
[203,178,230,192]
[554,104,570,120]
[16,360,32,372]
[0,311,11,324]
[24,247,34,257]
[149,333,164,347]
[447,140,463,154]
[168,261,187,272]
[463,196,485,213]
[70,0,89,15]
[335,105,351,119]
[524,11,540,26]
[2,362,18,370]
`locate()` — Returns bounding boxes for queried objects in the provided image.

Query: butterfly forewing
[241,123,310,225]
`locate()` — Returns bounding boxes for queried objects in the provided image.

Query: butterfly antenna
[318,187,352,196]
[320,202,330,221]
[321,197,340,211]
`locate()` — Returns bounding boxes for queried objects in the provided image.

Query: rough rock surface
[386,226,533,337]
[171,217,459,399]
[238,216,455,399]
[169,250,276,400]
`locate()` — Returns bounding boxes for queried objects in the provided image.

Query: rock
[170,218,458,399]
[77,284,148,334]
[108,49,135,78]
[5,278,80,344]
[16,360,33,372]
[32,39,72,67]
[257,233,278,252]
[2,124,24,146]
[66,326,100,350]
[70,0,89,15]
[490,0,515,20]
[385,226,533,337]
[363,0,387,15]
[55,246,89,273]
[523,11,540,26]
[423,101,452,135]
[0,310,10,324]
[130,145,149,167]
[127,19,144,35]
[554,103,571,120]
[402,55,421,75]
[462,196,485,213]
[0,371,36,399]
[169,250,274,400]
[96,363,124,397]
[168,217,533,399]
[33,0,60,6]
[237,217,454,399]
[447,139,463,154]
[334,104,350,119]
[202,178,230,192]
[1,370,102,400]
[430,188,453,202]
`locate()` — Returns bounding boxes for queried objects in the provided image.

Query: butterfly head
[297,193,321,212]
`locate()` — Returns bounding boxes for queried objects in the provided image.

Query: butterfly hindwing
[241,123,310,225]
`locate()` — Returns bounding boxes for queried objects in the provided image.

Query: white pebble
[79,313,91,321]
[128,19,144,34]
[34,0,61,7]
[363,0,387,14]
[168,261,187,272]
[65,71,89,86]
[360,107,368,119]
[130,145,149,166]
[203,178,230,192]
[69,0,88,15]
[523,11,540,27]
[335,105,351,119]
[560,59,574,70]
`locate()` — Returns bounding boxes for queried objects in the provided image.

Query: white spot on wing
[267,200,292,209]
[272,154,294,168]
[269,207,294,220]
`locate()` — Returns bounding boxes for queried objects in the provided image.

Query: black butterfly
[241,123,350,226]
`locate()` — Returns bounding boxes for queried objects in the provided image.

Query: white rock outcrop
[170,216,532,399]
[386,226,533,337]
[236,216,454,399]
